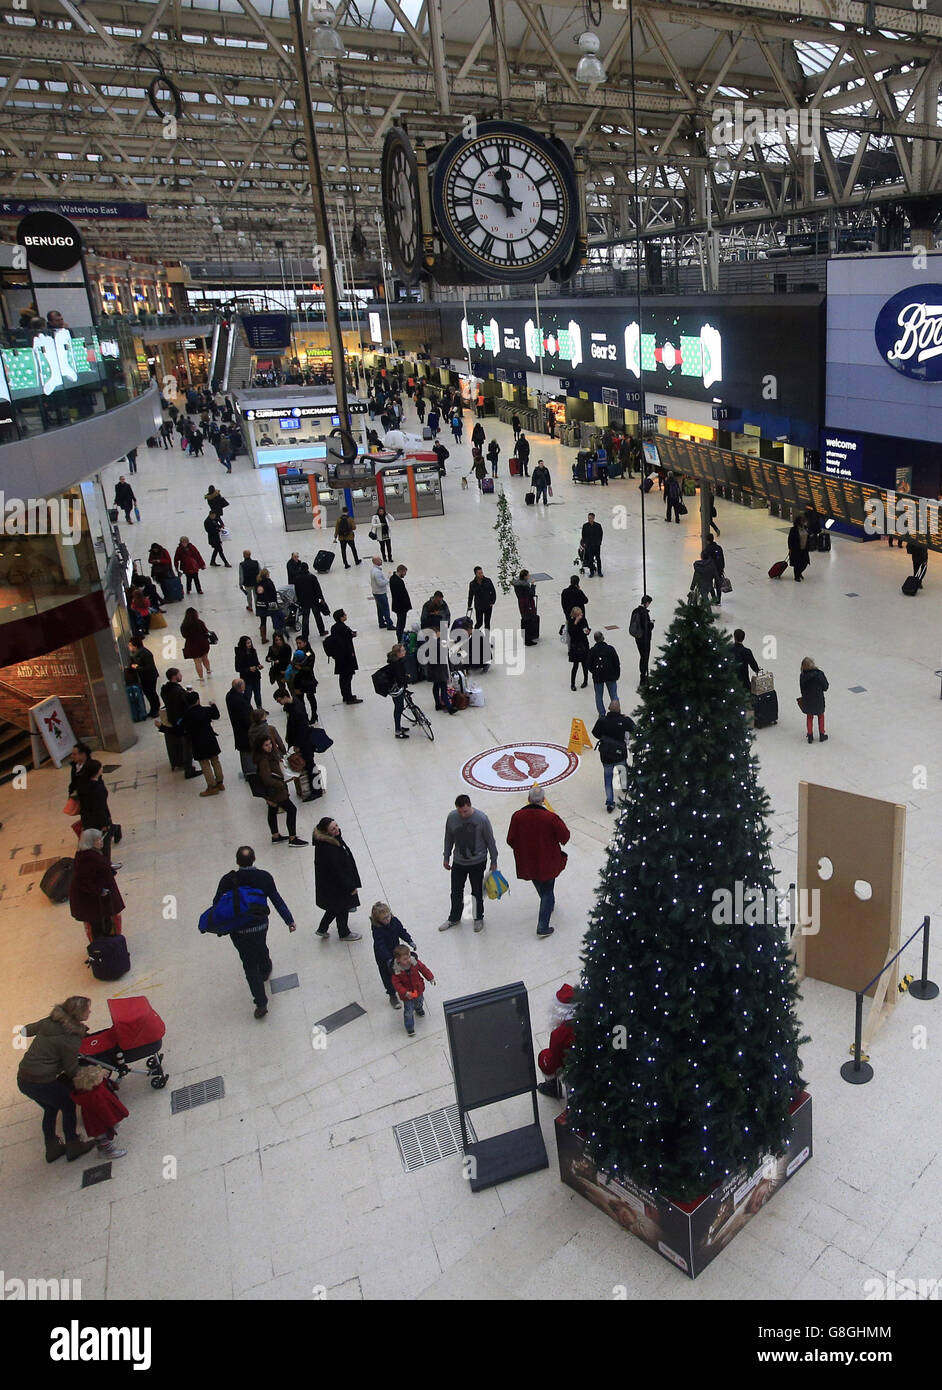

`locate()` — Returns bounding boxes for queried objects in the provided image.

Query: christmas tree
[493,487,522,594]
[565,598,807,1200]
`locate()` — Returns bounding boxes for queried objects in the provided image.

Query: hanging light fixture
[310,4,346,59]
[575,30,607,86]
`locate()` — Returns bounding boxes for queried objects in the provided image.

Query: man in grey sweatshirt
[441,794,498,932]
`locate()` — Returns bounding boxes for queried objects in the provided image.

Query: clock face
[432,121,578,283]
[381,128,421,282]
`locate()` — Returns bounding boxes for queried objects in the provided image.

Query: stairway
[225,320,255,392]
[0,718,32,784]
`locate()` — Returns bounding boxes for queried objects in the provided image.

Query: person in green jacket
[17,996,99,1163]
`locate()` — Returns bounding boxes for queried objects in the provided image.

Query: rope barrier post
[840,992,874,1085]
[908,915,939,1001]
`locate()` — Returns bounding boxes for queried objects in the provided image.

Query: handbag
[796,697,807,712]
[310,726,334,753]
[484,869,510,900]
[721,576,732,593]
[208,630,218,644]
[150,611,168,629]
[63,797,80,816]
[368,529,377,540]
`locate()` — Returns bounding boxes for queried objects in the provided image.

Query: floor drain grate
[848,685,867,693]
[19,857,61,876]
[393,1104,475,1173]
[82,1162,112,1188]
[171,1075,225,1114]
[315,1002,366,1033]
[269,973,299,994]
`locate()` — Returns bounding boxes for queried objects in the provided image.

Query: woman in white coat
[370,506,395,563]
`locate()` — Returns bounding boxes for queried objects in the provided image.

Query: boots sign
[874,285,942,381]
[16,211,83,271]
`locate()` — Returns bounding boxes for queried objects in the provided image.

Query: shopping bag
[484,869,510,900]
[150,612,168,629]
[63,797,80,816]
[134,505,141,522]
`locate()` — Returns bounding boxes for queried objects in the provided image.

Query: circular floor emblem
[461,742,579,792]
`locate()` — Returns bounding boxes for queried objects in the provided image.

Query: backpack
[588,646,610,679]
[199,884,269,935]
[629,608,644,639]
[322,632,338,660]
[337,516,352,538]
[598,736,628,766]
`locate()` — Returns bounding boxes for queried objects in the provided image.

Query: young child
[71,1064,129,1158]
[370,902,416,1009]
[390,943,436,1036]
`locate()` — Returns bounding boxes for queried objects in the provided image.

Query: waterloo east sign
[875,285,942,381]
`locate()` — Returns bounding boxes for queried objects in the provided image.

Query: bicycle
[395,686,434,742]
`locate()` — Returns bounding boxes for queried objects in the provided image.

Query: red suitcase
[509,456,521,476]
[768,560,788,579]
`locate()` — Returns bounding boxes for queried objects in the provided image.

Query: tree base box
[555,1091,812,1279]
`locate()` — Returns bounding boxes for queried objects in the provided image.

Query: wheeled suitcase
[164,572,184,603]
[482,477,495,494]
[522,614,540,645]
[40,857,73,904]
[422,426,433,440]
[768,560,788,579]
[313,550,334,573]
[127,683,149,722]
[752,690,778,728]
[525,491,535,506]
[509,456,521,476]
[902,574,921,596]
[86,934,131,982]
[818,532,832,552]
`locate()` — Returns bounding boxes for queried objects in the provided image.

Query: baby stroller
[448,616,473,676]
[79,996,169,1090]
[574,542,589,576]
[274,584,299,634]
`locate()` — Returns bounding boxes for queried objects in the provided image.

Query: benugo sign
[874,285,942,381]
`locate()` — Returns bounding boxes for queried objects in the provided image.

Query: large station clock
[430,120,579,284]
[381,126,422,283]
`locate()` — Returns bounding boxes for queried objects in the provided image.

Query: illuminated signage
[244,402,367,420]
[874,285,942,381]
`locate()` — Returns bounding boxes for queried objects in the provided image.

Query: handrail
[0,676,85,707]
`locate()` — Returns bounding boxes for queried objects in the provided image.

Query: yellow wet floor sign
[568,717,594,756]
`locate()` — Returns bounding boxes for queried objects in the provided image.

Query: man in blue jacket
[213,846,296,1018]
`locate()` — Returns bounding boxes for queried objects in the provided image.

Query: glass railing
[0,323,141,443]
[0,490,101,629]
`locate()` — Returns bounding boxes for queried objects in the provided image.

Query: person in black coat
[799,657,829,743]
[566,609,591,690]
[561,576,589,622]
[113,476,136,524]
[471,421,485,450]
[788,513,810,582]
[266,632,292,687]
[204,513,230,567]
[731,629,759,691]
[293,562,329,638]
[486,438,500,476]
[370,902,416,1006]
[515,434,530,475]
[68,745,114,852]
[273,687,316,774]
[312,818,363,940]
[287,648,318,724]
[328,610,361,704]
[286,552,303,586]
[254,569,278,642]
[181,690,224,795]
[157,668,200,776]
[127,638,160,717]
[467,567,497,631]
[389,565,412,643]
[664,472,683,524]
[239,551,260,613]
[226,679,256,775]
[580,514,604,576]
[588,632,620,719]
[592,701,636,813]
[629,596,654,686]
[234,636,264,708]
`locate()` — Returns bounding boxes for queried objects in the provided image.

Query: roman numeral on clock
[478,232,496,258]
[535,218,557,238]
[456,213,479,236]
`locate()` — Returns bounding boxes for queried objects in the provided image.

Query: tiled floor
[2,401,941,1301]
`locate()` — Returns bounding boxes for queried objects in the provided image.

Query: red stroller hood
[107,996,166,1050]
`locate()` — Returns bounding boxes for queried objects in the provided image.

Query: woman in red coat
[69,829,124,943]
[173,535,205,596]
[181,606,212,682]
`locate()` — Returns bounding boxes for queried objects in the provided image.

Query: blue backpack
[199,884,269,935]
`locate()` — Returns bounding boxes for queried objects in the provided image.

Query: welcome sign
[874,284,942,381]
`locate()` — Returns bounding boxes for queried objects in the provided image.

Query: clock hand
[454,183,522,212]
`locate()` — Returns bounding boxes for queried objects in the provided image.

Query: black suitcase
[818,532,831,552]
[86,934,131,981]
[753,690,778,727]
[902,575,921,596]
[40,857,73,904]
[313,550,334,573]
[523,614,540,645]
[525,491,535,506]
[403,649,422,683]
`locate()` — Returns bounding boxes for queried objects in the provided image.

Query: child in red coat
[71,1064,129,1158]
[537,984,577,1099]
[390,944,436,1037]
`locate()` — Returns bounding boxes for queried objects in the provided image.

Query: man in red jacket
[506,785,571,937]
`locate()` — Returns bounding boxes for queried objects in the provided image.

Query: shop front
[825,253,942,543]
[237,390,368,469]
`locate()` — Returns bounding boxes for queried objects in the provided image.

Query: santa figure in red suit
[537,983,576,1099]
